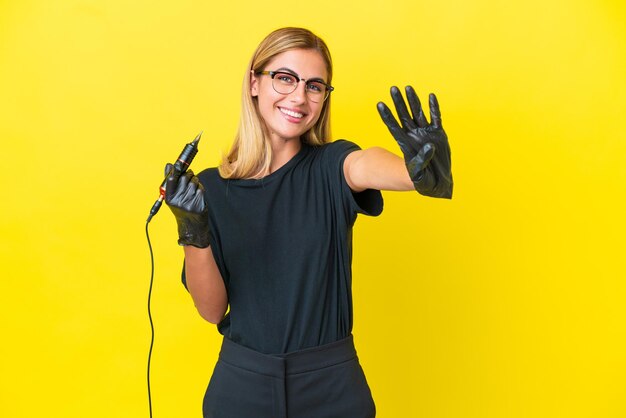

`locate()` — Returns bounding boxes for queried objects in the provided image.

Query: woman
[165,27,452,418]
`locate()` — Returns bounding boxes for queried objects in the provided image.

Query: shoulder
[196,167,222,188]
[311,140,362,166]
[301,140,363,185]
[320,139,361,154]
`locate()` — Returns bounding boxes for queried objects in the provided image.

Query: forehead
[265,49,328,80]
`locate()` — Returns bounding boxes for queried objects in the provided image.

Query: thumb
[165,161,185,182]
[418,143,436,168]
[407,143,436,177]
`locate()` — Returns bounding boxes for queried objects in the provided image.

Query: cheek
[309,105,325,124]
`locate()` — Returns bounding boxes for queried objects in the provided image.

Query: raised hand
[164,162,210,247]
[377,86,453,199]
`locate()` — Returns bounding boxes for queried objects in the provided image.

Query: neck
[269,137,302,173]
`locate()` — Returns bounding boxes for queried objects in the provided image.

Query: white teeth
[279,107,304,118]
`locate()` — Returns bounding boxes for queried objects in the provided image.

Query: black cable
[146,220,155,418]
[144,133,201,417]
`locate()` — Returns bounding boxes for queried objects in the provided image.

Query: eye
[275,73,296,85]
[307,81,325,93]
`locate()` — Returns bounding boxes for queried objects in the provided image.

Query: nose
[288,80,308,103]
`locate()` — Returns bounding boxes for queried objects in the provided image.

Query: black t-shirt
[182,140,383,354]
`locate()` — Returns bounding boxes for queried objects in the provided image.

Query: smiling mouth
[279,107,305,119]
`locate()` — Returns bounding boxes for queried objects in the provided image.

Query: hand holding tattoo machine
[146,132,210,248]
[147,132,202,221]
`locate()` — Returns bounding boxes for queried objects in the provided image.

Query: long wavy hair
[219,27,333,179]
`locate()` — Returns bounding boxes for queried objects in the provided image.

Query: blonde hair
[219,27,333,179]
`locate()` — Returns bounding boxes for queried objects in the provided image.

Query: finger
[165,161,184,193]
[165,163,183,201]
[181,174,198,202]
[406,86,428,128]
[195,178,205,193]
[184,174,205,213]
[190,187,206,212]
[164,163,173,178]
[174,171,192,197]
[390,86,416,130]
[186,172,201,197]
[378,101,423,157]
[429,93,443,129]
[377,101,404,139]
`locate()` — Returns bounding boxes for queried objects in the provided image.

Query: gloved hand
[377,86,453,199]
[164,162,210,248]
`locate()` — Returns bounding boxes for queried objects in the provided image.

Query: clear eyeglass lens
[272,73,297,93]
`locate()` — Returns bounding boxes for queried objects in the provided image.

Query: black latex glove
[377,86,453,199]
[164,162,210,248]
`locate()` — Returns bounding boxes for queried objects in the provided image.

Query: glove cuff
[414,178,453,199]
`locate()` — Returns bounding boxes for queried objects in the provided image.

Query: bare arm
[183,246,228,324]
[344,147,414,192]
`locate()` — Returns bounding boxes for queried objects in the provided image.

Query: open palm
[377,86,453,199]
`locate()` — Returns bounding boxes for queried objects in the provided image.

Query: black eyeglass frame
[255,70,334,102]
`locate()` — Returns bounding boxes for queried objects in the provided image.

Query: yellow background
[1,0,625,417]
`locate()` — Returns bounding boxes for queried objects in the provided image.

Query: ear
[250,70,259,97]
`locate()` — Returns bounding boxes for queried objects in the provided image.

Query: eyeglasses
[255,70,334,103]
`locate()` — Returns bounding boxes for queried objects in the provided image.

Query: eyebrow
[273,67,327,84]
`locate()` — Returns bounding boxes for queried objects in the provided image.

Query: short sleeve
[322,140,384,221]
